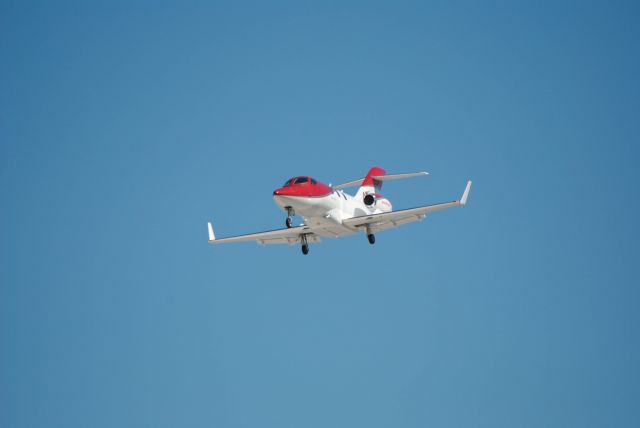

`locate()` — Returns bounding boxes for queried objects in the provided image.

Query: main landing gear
[366,226,375,245]
[285,207,294,228]
[301,234,309,255]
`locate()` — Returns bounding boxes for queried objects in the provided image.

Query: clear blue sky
[2,1,639,427]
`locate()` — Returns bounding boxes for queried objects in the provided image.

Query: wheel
[286,217,293,228]
[367,234,375,244]
[301,244,309,255]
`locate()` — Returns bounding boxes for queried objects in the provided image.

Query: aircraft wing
[342,180,472,232]
[207,222,321,245]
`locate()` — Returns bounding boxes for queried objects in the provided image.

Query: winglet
[460,180,472,205]
[207,222,216,242]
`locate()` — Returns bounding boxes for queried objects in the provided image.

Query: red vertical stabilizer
[361,166,386,188]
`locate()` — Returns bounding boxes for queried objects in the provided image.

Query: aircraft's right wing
[207,222,321,245]
[342,180,472,232]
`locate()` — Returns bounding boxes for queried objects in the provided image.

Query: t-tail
[334,166,429,205]
[355,166,387,200]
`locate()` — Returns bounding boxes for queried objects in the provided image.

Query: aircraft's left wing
[207,222,320,245]
[342,180,472,232]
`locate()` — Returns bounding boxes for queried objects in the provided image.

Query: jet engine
[363,193,392,213]
[363,193,376,206]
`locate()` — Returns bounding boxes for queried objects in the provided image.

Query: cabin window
[294,177,308,184]
[311,178,317,185]
[283,178,293,187]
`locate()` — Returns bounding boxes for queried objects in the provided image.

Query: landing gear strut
[365,225,375,245]
[285,207,294,228]
[300,234,309,255]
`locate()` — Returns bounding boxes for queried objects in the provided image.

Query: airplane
[207,166,472,255]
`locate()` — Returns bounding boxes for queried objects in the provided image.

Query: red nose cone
[274,187,296,196]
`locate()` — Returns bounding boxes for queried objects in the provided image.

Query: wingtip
[207,222,216,242]
[460,180,472,205]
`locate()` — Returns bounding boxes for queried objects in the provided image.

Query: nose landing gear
[285,207,295,228]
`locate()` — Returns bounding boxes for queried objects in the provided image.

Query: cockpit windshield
[283,176,316,186]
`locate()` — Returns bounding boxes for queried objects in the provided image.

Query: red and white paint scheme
[207,166,472,255]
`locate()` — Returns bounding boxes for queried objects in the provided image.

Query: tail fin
[334,167,428,199]
[355,166,386,199]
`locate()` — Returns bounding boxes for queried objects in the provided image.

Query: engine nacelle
[363,193,376,206]
[363,193,392,212]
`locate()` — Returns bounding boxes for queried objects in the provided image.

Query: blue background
[2,1,639,427]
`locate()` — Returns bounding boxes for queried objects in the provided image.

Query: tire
[367,234,375,244]
[286,217,293,228]
[301,244,309,255]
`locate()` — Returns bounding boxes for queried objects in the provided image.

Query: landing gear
[285,207,294,228]
[301,234,309,255]
[365,225,375,245]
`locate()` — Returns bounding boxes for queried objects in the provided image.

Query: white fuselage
[273,187,392,237]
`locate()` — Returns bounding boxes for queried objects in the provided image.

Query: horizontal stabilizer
[333,178,364,189]
[334,171,428,189]
[372,172,428,182]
